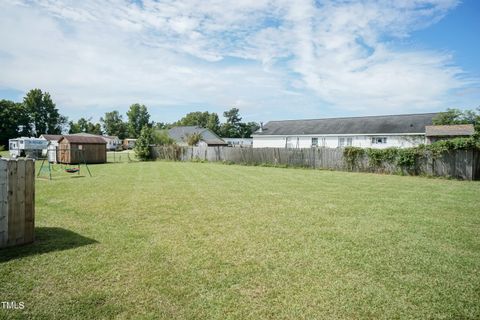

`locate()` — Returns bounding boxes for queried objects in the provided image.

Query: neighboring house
[39,134,63,163]
[252,113,439,149]
[103,135,121,150]
[57,135,107,164]
[168,126,227,147]
[222,138,253,147]
[425,124,475,144]
[123,139,137,149]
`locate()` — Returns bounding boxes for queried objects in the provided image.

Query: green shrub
[134,126,156,161]
[0,145,5,152]
[343,147,364,170]
[396,148,420,169]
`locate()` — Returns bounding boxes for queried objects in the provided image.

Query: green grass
[1,161,479,319]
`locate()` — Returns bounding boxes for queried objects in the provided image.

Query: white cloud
[0,0,476,122]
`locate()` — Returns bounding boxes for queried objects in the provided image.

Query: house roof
[103,135,119,140]
[253,113,440,136]
[168,126,227,145]
[425,124,475,137]
[59,135,107,144]
[40,134,63,141]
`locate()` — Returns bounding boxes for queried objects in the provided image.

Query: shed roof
[168,126,227,145]
[425,124,475,137]
[59,135,107,144]
[254,113,439,136]
[40,134,63,141]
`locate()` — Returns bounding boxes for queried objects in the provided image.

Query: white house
[252,113,439,149]
[103,135,121,150]
[222,138,253,147]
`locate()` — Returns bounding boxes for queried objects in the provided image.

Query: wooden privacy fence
[151,146,480,180]
[0,158,35,248]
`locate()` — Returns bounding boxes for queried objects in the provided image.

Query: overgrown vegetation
[344,137,480,171]
[185,132,202,146]
[343,146,364,170]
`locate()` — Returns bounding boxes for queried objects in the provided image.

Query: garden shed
[57,135,107,164]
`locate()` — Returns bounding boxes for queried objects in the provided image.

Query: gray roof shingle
[168,126,227,145]
[254,113,440,136]
[425,124,475,136]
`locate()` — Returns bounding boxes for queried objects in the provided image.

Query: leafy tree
[134,126,156,160]
[23,89,63,135]
[0,100,32,147]
[127,103,151,138]
[174,111,221,135]
[238,121,260,138]
[154,130,175,145]
[68,118,102,135]
[219,107,243,137]
[185,132,202,146]
[223,107,242,126]
[154,122,171,130]
[433,108,480,137]
[100,111,127,139]
[206,113,221,134]
[433,108,477,125]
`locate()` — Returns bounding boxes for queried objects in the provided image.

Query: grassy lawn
[1,161,479,319]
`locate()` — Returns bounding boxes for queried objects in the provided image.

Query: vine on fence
[343,147,364,170]
[344,137,480,171]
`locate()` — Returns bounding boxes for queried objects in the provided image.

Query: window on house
[371,137,387,144]
[346,137,353,146]
[338,137,345,147]
[321,137,326,147]
[311,137,318,147]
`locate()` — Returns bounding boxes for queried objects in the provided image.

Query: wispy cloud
[0,0,475,121]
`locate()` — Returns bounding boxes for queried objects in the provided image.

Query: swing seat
[65,168,80,173]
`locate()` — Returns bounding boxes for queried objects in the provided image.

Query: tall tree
[220,107,242,137]
[23,89,63,135]
[127,103,151,138]
[238,121,260,138]
[100,111,127,139]
[433,108,480,136]
[223,107,242,126]
[69,118,102,135]
[433,108,477,125]
[206,113,221,134]
[0,100,32,147]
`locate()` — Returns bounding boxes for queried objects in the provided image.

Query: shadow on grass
[0,227,98,263]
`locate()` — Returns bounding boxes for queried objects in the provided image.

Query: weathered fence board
[0,159,35,249]
[152,146,480,180]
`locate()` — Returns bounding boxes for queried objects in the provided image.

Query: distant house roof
[40,134,63,142]
[425,124,475,137]
[103,135,119,140]
[59,135,107,144]
[253,113,440,136]
[168,126,227,145]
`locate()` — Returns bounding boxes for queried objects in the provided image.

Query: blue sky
[0,0,479,124]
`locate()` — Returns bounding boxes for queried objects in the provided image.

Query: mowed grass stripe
[0,161,479,319]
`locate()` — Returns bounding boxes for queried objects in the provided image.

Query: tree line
[0,88,259,148]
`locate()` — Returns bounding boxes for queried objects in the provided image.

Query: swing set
[37,148,92,180]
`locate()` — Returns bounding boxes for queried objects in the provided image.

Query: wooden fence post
[0,158,35,249]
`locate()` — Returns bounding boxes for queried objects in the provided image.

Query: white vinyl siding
[253,135,425,149]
